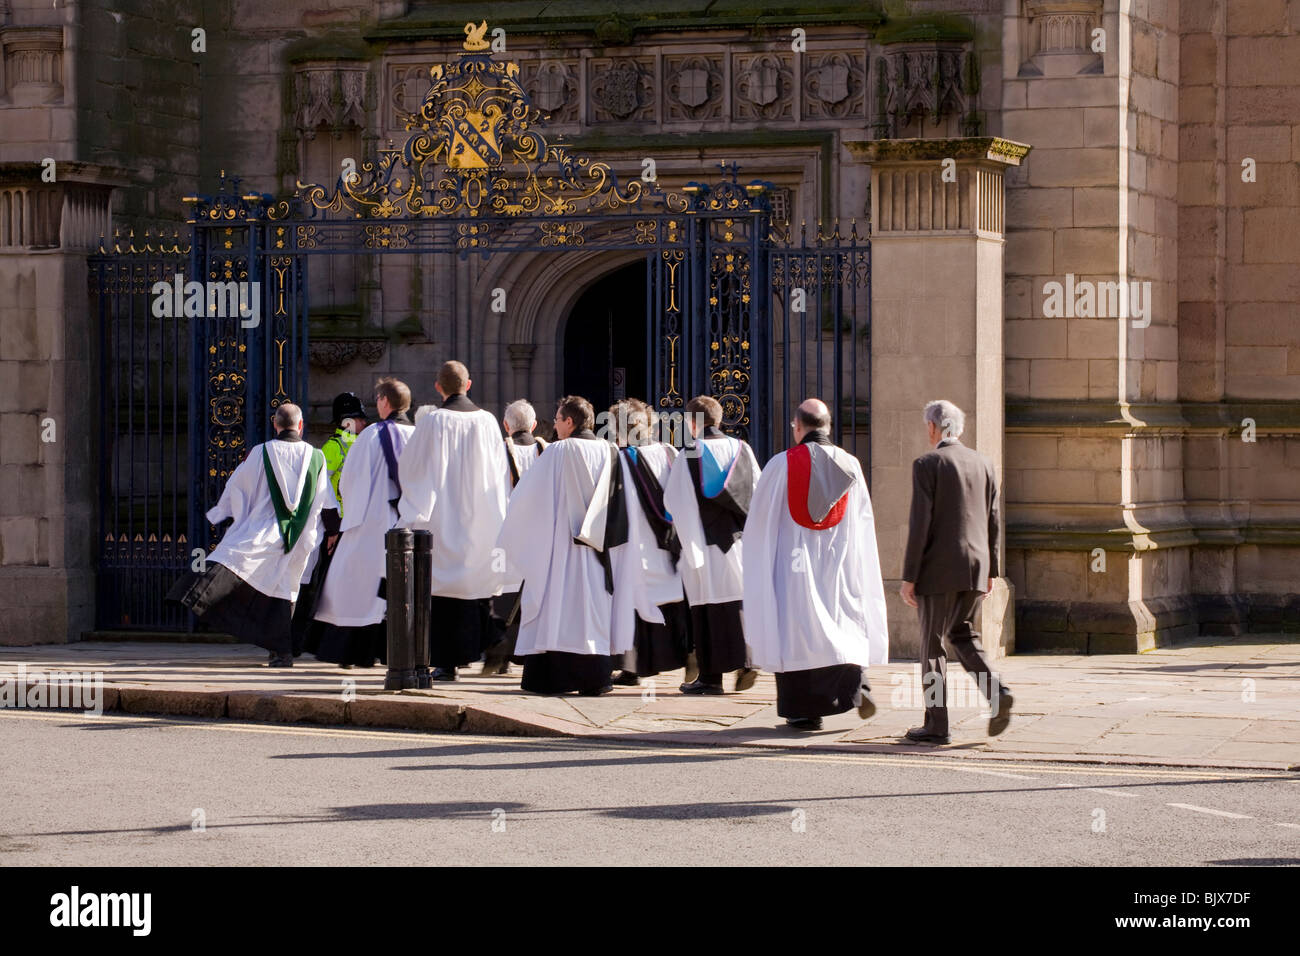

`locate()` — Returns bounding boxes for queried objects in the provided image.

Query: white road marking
[1166,803,1253,819]
[1276,822,1300,829]
[953,767,1035,781]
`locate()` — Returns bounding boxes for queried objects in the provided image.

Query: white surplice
[610,443,683,647]
[742,446,889,673]
[502,438,545,591]
[506,439,543,483]
[497,437,634,656]
[663,436,760,606]
[205,438,336,602]
[314,419,414,627]
[396,406,510,600]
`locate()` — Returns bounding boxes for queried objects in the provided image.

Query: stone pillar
[0,164,123,645]
[507,343,537,408]
[844,137,1030,660]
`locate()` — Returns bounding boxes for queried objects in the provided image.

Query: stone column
[0,164,123,645]
[507,343,537,407]
[844,137,1030,660]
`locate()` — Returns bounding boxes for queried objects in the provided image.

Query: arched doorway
[562,260,648,413]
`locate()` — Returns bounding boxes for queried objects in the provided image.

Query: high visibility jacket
[321,427,355,514]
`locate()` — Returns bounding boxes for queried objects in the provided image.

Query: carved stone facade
[4,1,1298,653]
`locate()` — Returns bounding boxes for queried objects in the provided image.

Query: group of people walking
[168,360,1012,741]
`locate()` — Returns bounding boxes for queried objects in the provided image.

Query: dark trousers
[917,590,1004,735]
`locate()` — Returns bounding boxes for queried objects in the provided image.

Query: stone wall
[1002,0,1300,649]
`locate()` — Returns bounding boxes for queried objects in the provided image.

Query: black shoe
[683,651,699,685]
[989,691,1014,737]
[578,684,613,697]
[480,660,507,676]
[904,726,950,744]
[679,679,724,695]
[857,689,877,720]
[611,670,640,686]
[734,667,759,692]
[340,664,354,670]
[431,667,458,682]
[267,655,294,668]
[786,716,823,731]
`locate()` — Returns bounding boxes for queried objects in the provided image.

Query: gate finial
[463,20,489,51]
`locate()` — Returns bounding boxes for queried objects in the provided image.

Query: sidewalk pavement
[1,638,1297,771]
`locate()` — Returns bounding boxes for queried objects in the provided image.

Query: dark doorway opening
[563,260,648,414]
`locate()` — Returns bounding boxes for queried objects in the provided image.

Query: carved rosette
[802,51,866,120]
[665,54,723,121]
[588,58,655,123]
[522,60,579,123]
[733,52,794,121]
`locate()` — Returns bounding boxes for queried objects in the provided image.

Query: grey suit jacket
[902,438,1000,595]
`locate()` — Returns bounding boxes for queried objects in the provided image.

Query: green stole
[262,445,325,553]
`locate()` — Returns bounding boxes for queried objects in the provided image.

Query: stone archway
[562,259,649,413]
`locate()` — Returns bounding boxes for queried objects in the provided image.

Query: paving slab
[0,637,1297,770]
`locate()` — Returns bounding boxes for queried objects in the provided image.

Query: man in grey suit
[899,399,1012,744]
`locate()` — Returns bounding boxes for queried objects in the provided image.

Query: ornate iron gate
[90,40,870,631]
[90,234,194,630]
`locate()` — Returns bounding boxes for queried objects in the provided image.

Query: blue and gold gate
[90,33,870,631]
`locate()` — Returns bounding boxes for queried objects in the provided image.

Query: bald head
[792,398,830,442]
[273,402,303,434]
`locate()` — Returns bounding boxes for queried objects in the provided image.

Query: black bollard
[412,530,433,688]
[384,528,418,690]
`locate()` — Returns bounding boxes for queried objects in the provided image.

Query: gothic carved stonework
[733,52,793,121]
[522,60,578,124]
[665,54,722,122]
[308,339,386,372]
[802,51,866,120]
[1020,0,1104,75]
[295,64,369,138]
[0,26,63,105]
[388,64,428,129]
[875,45,975,138]
[589,58,654,123]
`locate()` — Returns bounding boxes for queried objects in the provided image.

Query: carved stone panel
[732,52,793,121]
[802,50,866,120]
[588,57,655,124]
[522,59,579,124]
[388,64,428,130]
[295,63,369,139]
[875,45,973,138]
[0,26,64,105]
[664,54,723,122]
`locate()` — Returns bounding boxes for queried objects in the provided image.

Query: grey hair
[923,399,964,439]
[503,399,536,432]
[273,403,302,431]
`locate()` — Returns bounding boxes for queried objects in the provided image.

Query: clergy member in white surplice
[483,399,549,676]
[496,395,629,696]
[663,394,761,695]
[167,403,336,667]
[311,377,414,668]
[742,398,888,730]
[606,398,689,687]
[397,360,509,681]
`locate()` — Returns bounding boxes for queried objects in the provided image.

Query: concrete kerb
[18,681,1298,773]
